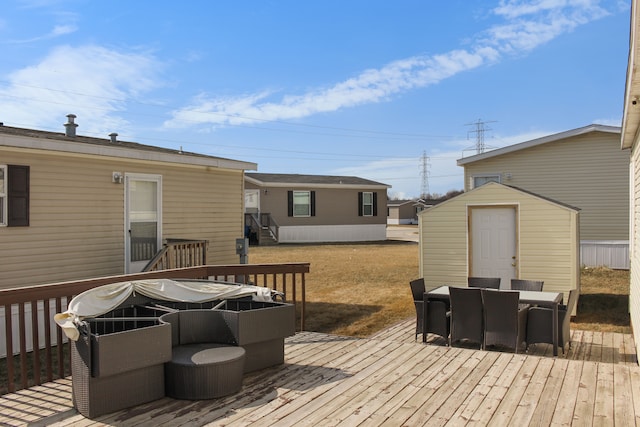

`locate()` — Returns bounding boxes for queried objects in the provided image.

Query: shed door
[125,174,162,273]
[470,206,517,289]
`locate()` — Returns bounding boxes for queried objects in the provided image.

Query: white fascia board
[622,0,640,150]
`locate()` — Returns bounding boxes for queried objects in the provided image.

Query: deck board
[0,320,638,427]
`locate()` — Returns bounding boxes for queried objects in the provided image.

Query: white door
[125,174,162,273]
[470,207,517,289]
[244,189,260,214]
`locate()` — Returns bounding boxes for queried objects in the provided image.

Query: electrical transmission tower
[466,119,496,154]
[420,151,430,199]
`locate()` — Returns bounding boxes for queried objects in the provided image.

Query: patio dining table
[423,285,564,356]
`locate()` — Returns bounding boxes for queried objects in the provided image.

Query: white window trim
[0,164,6,227]
[362,191,374,217]
[293,190,311,217]
[471,174,501,189]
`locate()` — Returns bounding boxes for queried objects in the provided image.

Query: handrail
[244,213,279,244]
[143,239,208,272]
[261,213,280,242]
[0,262,309,395]
[245,213,261,244]
[267,214,280,242]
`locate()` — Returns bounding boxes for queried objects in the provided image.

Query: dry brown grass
[574,266,631,333]
[249,241,418,337]
[249,242,632,337]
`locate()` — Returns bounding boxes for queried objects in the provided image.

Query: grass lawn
[249,241,631,337]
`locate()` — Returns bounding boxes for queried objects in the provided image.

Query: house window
[288,190,316,217]
[358,191,378,216]
[472,174,500,188]
[0,165,30,227]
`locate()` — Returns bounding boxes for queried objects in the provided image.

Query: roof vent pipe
[64,114,78,137]
[109,132,118,143]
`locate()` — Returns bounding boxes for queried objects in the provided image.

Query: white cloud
[164,1,612,130]
[164,47,499,129]
[0,44,162,134]
[51,24,76,36]
[592,117,623,126]
[483,2,609,54]
[493,0,606,19]
[5,24,78,44]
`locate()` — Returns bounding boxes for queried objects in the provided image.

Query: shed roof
[387,199,414,207]
[420,182,580,214]
[0,123,256,171]
[245,173,390,189]
[457,124,621,166]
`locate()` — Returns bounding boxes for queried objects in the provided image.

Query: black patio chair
[526,289,578,354]
[449,286,483,349]
[468,277,501,289]
[409,278,450,342]
[481,289,529,353]
[510,279,544,292]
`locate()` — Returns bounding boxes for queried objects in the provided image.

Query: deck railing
[143,239,208,271]
[0,263,309,395]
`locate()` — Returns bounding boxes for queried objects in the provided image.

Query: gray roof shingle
[246,173,390,187]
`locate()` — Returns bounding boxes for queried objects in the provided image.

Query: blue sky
[0,0,631,198]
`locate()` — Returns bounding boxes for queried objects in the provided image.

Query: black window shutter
[8,165,30,227]
[373,192,378,216]
[358,192,363,216]
[310,191,316,216]
[287,191,293,216]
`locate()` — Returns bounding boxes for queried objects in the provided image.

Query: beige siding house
[457,125,629,269]
[0,116,256,290]
[245,173,390,243]
[387,200,419,225]
[621,0,640,361]
[419,182,580,304]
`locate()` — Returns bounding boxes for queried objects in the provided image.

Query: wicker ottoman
[165,343,245,400]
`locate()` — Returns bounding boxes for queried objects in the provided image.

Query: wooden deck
[1,320,639,426]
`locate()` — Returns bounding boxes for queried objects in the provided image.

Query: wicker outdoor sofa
[56,279,296,418]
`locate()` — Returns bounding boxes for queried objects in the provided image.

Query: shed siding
[419,183,579,303]
[462,132,628,241]
[0,148,242,290]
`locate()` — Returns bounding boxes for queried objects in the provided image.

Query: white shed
[418,182,580,305]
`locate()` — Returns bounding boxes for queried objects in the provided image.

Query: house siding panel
[462,132,628,242]
[247,185,387,226]
[0,148,242,290]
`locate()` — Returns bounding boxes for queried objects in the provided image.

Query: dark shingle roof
[0,123,256,170]
[246,173,390,187]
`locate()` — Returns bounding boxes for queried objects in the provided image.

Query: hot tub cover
[54,279,276,341]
